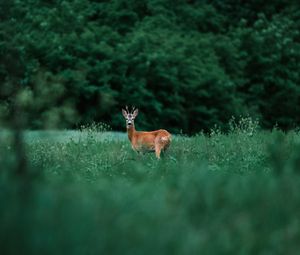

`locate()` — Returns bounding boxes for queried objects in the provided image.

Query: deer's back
[132,129,171,152]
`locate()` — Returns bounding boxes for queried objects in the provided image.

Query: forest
[1,0,299,133]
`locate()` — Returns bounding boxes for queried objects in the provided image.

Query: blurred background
[1,0,299,134]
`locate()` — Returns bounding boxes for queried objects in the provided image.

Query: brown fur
[123,108,171,159]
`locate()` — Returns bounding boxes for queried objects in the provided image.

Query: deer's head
[122,106,138,129]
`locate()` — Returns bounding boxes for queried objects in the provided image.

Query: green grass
[1,122,300,255]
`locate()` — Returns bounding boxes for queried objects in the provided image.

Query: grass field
[1,120,300,255]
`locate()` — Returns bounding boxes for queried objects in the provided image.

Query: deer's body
[122,107,171,159]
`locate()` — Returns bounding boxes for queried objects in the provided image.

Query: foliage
[1,1,300,133]
[1,123,300,254]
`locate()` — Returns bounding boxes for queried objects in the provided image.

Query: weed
[0,123,300,254]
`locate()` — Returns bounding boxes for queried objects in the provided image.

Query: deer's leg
[158,136,171,158]
[155,144,162,159]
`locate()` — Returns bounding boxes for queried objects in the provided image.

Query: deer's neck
[127,125,136,142]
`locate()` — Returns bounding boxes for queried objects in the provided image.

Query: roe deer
[122,106,171,159]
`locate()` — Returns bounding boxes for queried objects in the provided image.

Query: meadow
[1,119,300,255]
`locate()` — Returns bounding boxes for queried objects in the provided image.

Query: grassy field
[1,120,300,255]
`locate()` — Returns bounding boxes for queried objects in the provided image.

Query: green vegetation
[1,1,300,254]
[1,1,300,133]
[1,120,300,254]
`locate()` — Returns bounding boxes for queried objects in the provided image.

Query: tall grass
[0,119,300,255]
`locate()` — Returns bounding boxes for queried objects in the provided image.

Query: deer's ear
[122,109,127,118]
[133,109,139,117]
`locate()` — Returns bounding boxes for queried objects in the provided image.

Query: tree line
[1,0,299,133]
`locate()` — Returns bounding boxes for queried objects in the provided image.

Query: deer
[122,106,171,159]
